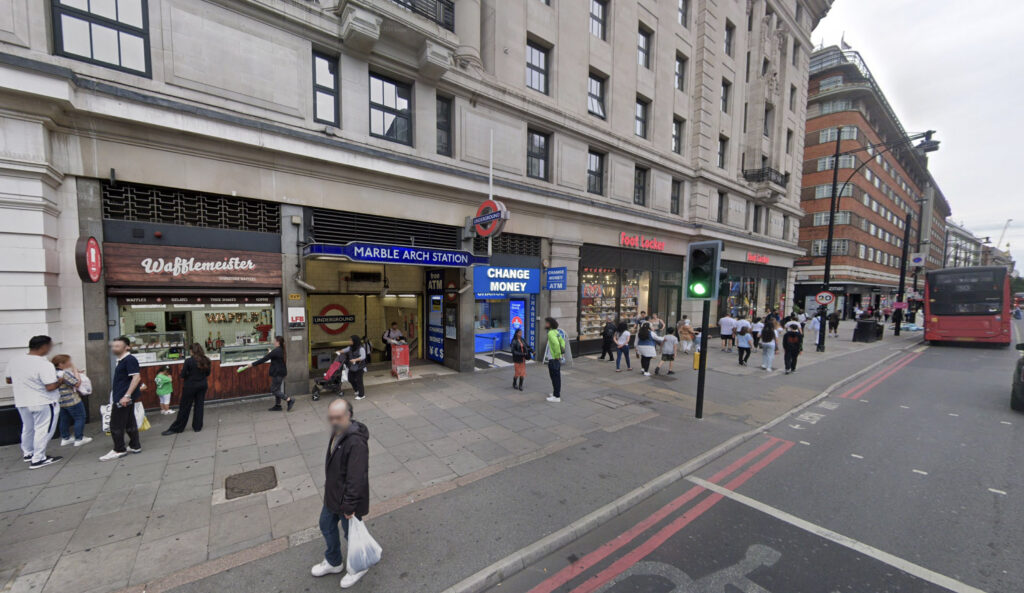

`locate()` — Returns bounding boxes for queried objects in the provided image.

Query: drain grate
[224,466,278,500]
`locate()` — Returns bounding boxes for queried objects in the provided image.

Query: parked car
[1013,344,1024,412]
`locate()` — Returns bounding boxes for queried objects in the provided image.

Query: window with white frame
[313,52,338,125]
[817,155,856,171]
[678,0,689,27]
[815,184,853,198]
[587,73,606,118]
[858,244,866,259]
[813,211,851,226]
[812,239,848,256]
[819,127,859,143]
[589,0,607,40]
[820,99,852,114]
[52,0,150,75]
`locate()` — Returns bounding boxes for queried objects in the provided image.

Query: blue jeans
[616,345,631,369]
[59,401,86,440]
[547,358,561,397]
[319,505,353,567]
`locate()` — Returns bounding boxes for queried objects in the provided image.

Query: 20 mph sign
[815,291,836,306]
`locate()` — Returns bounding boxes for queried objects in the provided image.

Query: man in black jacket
[311,398,371,588]
[599,316,616,361]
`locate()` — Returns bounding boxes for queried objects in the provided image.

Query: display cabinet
[220,344,273,366]
[128,331,187,365]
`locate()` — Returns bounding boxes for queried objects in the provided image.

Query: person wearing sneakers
[52,354,92,449]
[100,336,143,461]
[614,322,632,372]
[243,336,294,411]
[653,327,679,375]
[5,335,62,469]
[312,398,371,588]
[542,317,566,403]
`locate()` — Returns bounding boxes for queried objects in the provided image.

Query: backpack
[784,330,802,346]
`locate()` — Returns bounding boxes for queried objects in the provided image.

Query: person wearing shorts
[653,327,679,376]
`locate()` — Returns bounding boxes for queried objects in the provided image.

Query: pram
[312,351,348,400]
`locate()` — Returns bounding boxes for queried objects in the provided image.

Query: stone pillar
[540,238,580,354]
[78,178,112,421]
[281,204,311,397]
[454,0,483,70]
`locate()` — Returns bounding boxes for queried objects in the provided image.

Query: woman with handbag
[163,343,211,434]
[243,336,294,411]
[510,328,532,391]
[346,336,368,400]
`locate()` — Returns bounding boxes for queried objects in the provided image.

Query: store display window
[580,267,619,340]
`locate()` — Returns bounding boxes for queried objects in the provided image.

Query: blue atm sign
[473,267,540,297]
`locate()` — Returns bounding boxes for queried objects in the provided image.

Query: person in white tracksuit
[4,335,63,469]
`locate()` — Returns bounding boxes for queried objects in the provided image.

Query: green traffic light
[690,283,707,296]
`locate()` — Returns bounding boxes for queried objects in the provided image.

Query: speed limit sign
[815,291,836,306]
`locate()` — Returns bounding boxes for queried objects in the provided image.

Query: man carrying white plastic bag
[312,398,378,588]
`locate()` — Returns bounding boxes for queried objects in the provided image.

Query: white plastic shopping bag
[134,402,151,431]
[346,517,382,574]
[100,404,112,433]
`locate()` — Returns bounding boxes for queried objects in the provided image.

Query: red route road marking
[837,352,918,399]
[566,440,795,593]
[848,351,923,400]
[526,438,792,593]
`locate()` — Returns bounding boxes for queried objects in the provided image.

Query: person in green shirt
[543,317,565,403]
[155,365,174,415]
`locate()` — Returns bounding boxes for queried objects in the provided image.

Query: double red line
[837,351,923,400]
[527,437,794,593]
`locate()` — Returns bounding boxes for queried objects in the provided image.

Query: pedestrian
[598,316,617,361]
[4,336,62,468]
[759,321,779,372]
[828,311,840,337]
[154,365,174,415]
[100,336,143,461]
[311,398,371,588]
[162,344,211,435]
[510,328,532,391]
[344,336,368,401]
[782,321,803,374]
[735,314,751,336]
[51,354,92,448]
[243,336,294,411]
[614,321,632,372]
[680,315,691,327]
[808,315,821,345]
[677,323,695,354]
[380,322,404,361]
[796,310,807,327]
[635,322,658,376]
[654,327,679,375]
[751,317,764,348]
[543,317,565,402]
[736,327,753,366]
[718,312,735,352]
[649,313,665,334]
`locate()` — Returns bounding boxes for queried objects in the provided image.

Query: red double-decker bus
[924,266,1012,346]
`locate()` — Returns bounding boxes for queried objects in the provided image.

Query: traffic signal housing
[686,240,723,300]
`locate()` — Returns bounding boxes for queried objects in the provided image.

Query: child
[654,327,679,375]
[155,365,174,415]
[735,327,753,366]
[52,355,92,447]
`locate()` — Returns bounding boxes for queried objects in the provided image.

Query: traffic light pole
[695,299,711,419]
[894,211,913,336]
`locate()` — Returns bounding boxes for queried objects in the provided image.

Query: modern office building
[0,0,832,429]
[944,221,986,268]
[795,46,950,316]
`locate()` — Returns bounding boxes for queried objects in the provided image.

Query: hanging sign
[473,266,540,297]
[75,236,103,283]
[304,242,487,268]
[473,199,509,237]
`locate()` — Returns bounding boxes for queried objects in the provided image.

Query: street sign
[473,199,509,237]
[909,253,926,267]
[815,291,836,306]
[545,267,567,290]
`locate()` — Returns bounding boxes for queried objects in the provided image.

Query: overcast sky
[812,0,1023,266]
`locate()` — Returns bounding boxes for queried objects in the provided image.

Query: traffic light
[686,240,723,300]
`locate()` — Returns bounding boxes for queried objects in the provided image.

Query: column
[454,0,483,70]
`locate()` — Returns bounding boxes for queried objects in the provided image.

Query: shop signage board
[746,252,770,264]
[509,299,525,345]
[287,307,306,329]
[75,236,103,283]
[104,243,282,287]
[619,232,665,252]
[473,266,540,298]
[473,199,509,237]
[894,302,909,310]
[305,242,487,268]
[545,267,567,290]
[117,295,273,306]
[426,270,445,363]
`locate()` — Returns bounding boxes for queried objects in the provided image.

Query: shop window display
[580,267,619,340]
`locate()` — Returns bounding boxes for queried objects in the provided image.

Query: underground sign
[312,304,356,335]
[473,199,509,237]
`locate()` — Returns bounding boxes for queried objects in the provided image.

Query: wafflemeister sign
[104,243,282,287]
[304,242,488,268]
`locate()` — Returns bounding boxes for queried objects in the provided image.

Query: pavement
[0,330,924,593]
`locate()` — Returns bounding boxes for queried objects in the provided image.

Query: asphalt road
[491,338,1024,593]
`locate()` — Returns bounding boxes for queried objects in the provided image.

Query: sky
[811,0,1023,265]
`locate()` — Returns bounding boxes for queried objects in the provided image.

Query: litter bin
[852,320,881,343]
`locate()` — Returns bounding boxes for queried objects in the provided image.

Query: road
[490,339,1024,593]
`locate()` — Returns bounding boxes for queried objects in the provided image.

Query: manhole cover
[224,466,277,500]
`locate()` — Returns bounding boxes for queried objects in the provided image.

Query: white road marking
[900,405,910,409]
[797,412,826,424]
[850,454,864,459]
[799,441,811,446]
[788,424,805,430]
[1000,421,1012,425]
[688,477,988,593]
[859,399,869,403]
[948,413,959,417]
[818,401,839,410]
[988,488,1007,496]
[912,469,928,476]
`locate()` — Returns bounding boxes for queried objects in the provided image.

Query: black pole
[817,126,843,352]
[895,211,913,336]
[695,299,711,419]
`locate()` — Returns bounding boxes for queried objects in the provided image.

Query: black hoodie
[324,420,370,517]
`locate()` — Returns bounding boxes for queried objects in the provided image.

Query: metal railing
[742,167,789,187]
[389,0,455,32]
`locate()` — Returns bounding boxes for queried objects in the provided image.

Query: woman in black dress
[243,336,294,411]
[162,343,211,434]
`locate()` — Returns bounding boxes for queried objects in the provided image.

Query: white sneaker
[60,437,75,446]
[546,395,561,403]
[340,570,367,588]
[354,395,365,400]
[127,446,142,454]
[74,436,93,447]
[643,372,651,376]
[310,559,344,577]
[99,450,127,461]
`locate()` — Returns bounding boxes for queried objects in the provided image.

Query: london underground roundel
[473,199,509,237]
[312,304,356,335]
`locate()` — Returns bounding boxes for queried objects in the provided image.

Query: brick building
[794,46,950,317]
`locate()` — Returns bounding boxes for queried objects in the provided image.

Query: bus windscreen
[928,271,1004,315]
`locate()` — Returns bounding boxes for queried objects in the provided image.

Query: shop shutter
[310,208,459,250]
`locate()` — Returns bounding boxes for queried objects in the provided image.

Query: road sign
[473,199,509,237]
[815,291,836,306]
[909,253,926,267]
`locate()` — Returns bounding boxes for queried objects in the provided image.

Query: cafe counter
[134,344,273,409]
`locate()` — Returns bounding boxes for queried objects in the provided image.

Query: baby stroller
[312,351,348,400]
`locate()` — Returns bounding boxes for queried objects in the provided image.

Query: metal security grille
[473,232,542,257]
[102,181,280,233]
[311,208,460,250]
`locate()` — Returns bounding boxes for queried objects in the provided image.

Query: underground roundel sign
[312,304,356,335]
[75,236,103,283]
[473,199,509,238]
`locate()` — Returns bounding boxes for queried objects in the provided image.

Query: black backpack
[784,330,802,346]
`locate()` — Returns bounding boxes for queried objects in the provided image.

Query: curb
[440,339,925,593]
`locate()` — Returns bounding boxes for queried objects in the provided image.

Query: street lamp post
[894,211,913,336]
